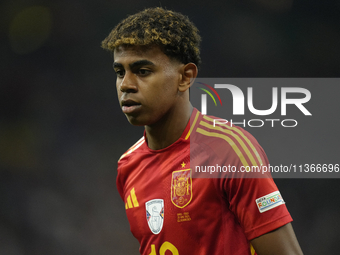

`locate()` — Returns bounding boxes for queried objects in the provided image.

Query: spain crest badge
[171,169,192,208]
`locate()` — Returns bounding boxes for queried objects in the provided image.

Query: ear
[178,63,198,92]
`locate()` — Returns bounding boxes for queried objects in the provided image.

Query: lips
[121,99,142,114]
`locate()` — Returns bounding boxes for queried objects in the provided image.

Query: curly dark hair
[101,7,201,68]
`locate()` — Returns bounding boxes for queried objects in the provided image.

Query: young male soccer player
[102,7,303,255]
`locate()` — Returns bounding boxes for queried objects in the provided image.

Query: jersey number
[149,242,179,255]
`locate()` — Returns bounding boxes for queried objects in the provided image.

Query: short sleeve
[220,143,293,240]
[224,176,293,240]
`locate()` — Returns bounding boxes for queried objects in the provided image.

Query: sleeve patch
[256,191,285,213]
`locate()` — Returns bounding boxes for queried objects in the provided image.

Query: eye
[138,69,151,76]
[115,69,125,78]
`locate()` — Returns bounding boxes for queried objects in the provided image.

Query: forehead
[113,45,172,64]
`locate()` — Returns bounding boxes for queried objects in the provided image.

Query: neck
[145,103,193,150]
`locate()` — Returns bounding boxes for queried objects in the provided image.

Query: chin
[126,115,147,126]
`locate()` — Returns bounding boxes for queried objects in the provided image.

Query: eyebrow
[113,62,123,69]
[113,60,155,69]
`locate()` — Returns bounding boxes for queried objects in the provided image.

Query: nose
[118,72,138,93]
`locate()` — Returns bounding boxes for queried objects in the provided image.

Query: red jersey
[117,108,292,255]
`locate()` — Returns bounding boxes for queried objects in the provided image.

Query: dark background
[1,0,339,254]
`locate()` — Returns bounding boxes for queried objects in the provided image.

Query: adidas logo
[125,187,139,209]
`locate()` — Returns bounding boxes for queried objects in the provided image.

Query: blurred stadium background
[1,0,339,254]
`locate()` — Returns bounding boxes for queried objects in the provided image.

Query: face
[113,45,183,126]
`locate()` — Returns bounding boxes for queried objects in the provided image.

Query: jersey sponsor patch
[256,191,285,213]
[145,199,164,234]
[171,169,192,208]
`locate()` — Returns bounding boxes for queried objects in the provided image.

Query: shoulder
[118,136,145,163]
[191,112,267,167]
[192,113,262,152]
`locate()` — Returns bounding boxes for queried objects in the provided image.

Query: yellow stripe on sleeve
[196,127,249,168]
[199,120,258,167]
[130,187,139,207]
[203,115,263,165]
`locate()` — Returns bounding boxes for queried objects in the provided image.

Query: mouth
[121,99,142,114]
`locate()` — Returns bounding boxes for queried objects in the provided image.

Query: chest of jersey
[120,145,251,255]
